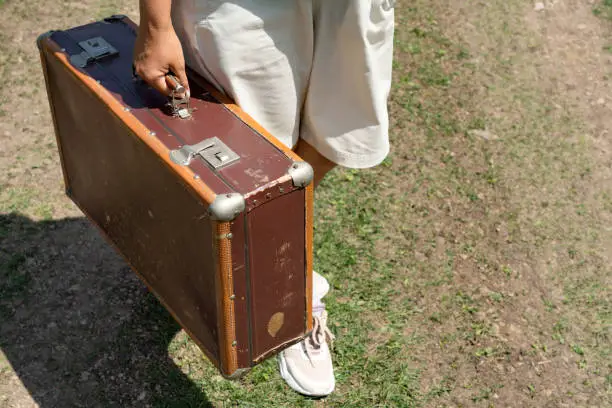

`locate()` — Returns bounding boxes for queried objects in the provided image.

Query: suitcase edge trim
[214,221,240,376]
[38,30,72,196]
[305,183,314,332]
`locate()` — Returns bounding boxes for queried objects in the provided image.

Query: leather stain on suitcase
[267,312,285,338]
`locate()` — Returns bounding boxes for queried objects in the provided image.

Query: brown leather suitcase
[36,15,314,378]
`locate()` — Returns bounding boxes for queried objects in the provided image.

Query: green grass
[594,0,612,20]
[595,1,612,57]
[0,186,56,220]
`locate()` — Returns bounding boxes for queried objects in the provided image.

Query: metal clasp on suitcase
[69,36,119,68]
[170,137,240,169]
[166,74,193,119]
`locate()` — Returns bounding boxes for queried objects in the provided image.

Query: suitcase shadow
[0,213,214,407]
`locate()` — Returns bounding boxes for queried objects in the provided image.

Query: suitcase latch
[169,137,240,169]
[69,36,119,68]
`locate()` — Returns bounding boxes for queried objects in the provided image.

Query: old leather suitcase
[36,15,314,378]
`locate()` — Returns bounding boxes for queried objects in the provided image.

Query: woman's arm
[133,0,190,97]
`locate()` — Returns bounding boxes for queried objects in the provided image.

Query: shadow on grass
[0,213,213,407]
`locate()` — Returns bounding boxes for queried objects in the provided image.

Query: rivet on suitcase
[36,15,314,378]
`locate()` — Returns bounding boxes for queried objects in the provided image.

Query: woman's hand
[133,0,189,97]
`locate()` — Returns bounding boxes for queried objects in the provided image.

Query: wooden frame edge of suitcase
[37,34,71,195]
[36,33,248,378]
[213,221,239,377]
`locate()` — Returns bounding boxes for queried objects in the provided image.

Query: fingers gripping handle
[166,74,185,95]
[131,65,192,119]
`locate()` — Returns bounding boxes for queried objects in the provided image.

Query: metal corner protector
[287,161,314,188]
[208,193,246,221]
[36,30,56,50]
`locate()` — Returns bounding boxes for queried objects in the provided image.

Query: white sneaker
[313,271,330,302]
[278,311,336,397]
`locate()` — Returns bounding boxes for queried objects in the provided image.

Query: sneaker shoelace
[304,312,335,361]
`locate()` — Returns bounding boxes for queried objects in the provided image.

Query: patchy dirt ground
[1,0,611,407]
[395,1,612,406]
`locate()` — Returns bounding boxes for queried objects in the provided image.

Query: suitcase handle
[166,74,192,119]
[131,65,192,118]
[165,73,185,94]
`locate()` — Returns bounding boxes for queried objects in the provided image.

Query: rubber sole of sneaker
[277,353,334,398]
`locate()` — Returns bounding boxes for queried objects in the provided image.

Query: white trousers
[171,0,395,169]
